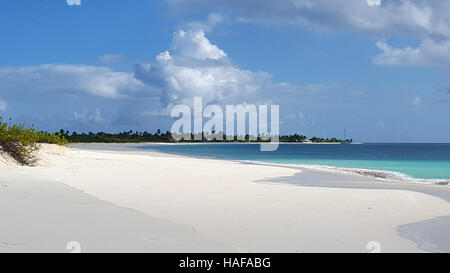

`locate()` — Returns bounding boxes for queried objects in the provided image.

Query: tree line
[59,129,352,143]
[0,116,352,165]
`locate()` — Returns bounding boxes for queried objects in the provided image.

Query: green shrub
[0,117,67,165]
[37,131,68,145]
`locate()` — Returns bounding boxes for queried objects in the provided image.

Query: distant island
[58,129,353,144]
[2,117,351,166]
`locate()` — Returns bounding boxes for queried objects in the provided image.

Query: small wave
[241,160,450,186]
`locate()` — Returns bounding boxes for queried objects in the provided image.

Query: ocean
[142,143,450,184]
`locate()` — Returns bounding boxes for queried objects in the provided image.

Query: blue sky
[1,0,450,142]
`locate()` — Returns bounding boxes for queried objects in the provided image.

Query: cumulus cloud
[166,0,450,68]
[134,28,274,107]
[0,25,328,129]
[0,99,6,111]
[131,26,335,120]
[0,64,148,99]
[172,29,227,61]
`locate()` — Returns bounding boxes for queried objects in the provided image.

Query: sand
[1,143,449,252]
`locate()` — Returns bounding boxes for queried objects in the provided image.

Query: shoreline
[1,143,450,252]
[82,142,450,186]
[256,163,450,203]
[70,143,450,202]
[245,161,450,188]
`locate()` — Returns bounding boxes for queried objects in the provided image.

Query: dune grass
[0,117,67,165]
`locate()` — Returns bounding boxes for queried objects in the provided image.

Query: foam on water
[241,160,450,186]
[142,143,450,186]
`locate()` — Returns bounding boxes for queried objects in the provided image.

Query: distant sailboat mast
[341,128,351,144]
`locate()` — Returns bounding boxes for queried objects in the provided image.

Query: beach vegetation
[0,117,68,165]
[309,137,353,143]
[0,117,351,160]
[59,129,351,144]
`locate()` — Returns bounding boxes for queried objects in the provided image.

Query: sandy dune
[1,144,449,252]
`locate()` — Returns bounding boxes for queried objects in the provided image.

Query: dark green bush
[0,117,67,165]
[37,131,68,146]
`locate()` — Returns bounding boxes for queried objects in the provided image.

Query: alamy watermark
[66,241,81,253]
[170,97,280,151]
[366,241,382,253]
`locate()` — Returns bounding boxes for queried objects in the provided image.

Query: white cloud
[132,26,334,118]
[135,26,338,112]
[366,0,381,7]
[0,28,323,127]
[171,29,227,61]
[413,96,421,107]
[0,99,6,111]
[134,28,272,107]
[66,0,81,6]
[0,24,329,128]
[167,0,450,39]
[167,0,450,68]
[374,39,450,67]
[0,64,148,99]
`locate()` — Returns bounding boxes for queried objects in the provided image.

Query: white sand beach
[1,143,449,253]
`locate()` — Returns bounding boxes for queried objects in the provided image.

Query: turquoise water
[142,143,450,183]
